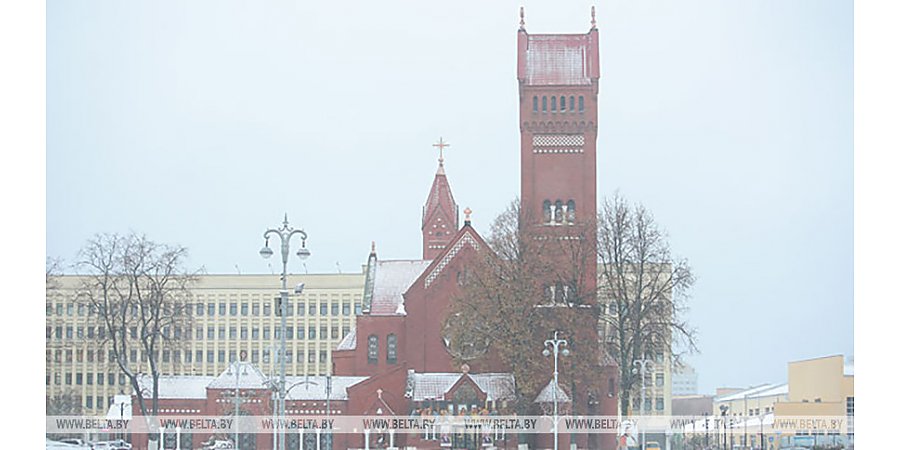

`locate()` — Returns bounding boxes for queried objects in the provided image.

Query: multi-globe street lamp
[260,214,310,450]
[632,358,654,450]
[542,331,569,450]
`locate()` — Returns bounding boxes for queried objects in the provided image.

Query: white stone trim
[424,233,480,288]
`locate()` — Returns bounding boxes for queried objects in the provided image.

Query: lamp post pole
[703,412,709,449]
[326,374,332,450]
[758,396,764,450]
[543,331,569,450]
[230,361,246,449]
[260,214,311,450]
[633,359,654,450]
[744,394,748,450]
[719,405,729,450]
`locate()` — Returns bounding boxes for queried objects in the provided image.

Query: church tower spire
[422,138,459,260]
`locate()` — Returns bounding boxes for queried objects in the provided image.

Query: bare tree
[596,193,696,415]
[75,233,198,436]
[444,200,609,412]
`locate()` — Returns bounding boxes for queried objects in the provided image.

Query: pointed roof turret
[422,138,459,260]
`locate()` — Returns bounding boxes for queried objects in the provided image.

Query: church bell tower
[517,8,600,232]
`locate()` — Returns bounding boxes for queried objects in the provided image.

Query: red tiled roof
[524,34,595,86]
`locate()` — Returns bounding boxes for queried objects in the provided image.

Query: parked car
[645,441,661,450]
[199,439,234,450]
[108,439,132,449]
[92,440,131,450]
[47,439,90,449]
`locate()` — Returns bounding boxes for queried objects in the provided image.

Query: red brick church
[126,11,618,450]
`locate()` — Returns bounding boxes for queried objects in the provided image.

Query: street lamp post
[703,412,709,449]
[260,214,311,450]
[228,361,247,449]
[632,359,654,450]
[758,396,764,450]
[542,331,569,450]
[744,394,748,450]
[283,374,333,450]
[719,405,729,450]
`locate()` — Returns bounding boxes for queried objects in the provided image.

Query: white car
[92,440,131,450]
[46,439,90,449]
[200,440,235,450]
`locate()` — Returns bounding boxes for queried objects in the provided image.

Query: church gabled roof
[136,374,214,400]
[405,371,516,402]
[336,327,357,350]
[420,221,488,289]
[368,259,431,316]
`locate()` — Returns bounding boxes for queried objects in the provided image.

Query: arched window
[579,96,584,112]
[555,200,564,223]
[551,96,557,112]
[560,96,566,111]
[533,96,538,113]
[555,282,566,303]
[542,96,547,112]
[367,335,378,364]
[543,200,552,223]
[569,96,575,113]
[566,200,576,223]
[386,334,397,364]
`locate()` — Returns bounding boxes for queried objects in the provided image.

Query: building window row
[632,397,666,412]
[533,95,585,114]
[542,199,576,224]
[190,301,360,317]
[48,298,360,318]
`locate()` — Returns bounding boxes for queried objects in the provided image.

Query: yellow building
[597,264,674,417]
[703,355,853,450]
[46,273,364,414]
[773,355,854,440]
[714,383,789,419]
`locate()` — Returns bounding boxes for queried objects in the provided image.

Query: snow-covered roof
[336,327,357,351]
[524,34,595,86]
[208,362,269,390]
[368,260,430,315]
[406,372,516,402]
[715,383,788,402]
[106,394,132,420]
[534,380,571,403]
[682,414,775,433]
[285,376,368,401]
[137,374,214,399]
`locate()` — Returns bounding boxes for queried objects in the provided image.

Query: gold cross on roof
[433,137,450,164]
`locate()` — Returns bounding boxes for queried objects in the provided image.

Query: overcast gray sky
[47,0,853,394]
